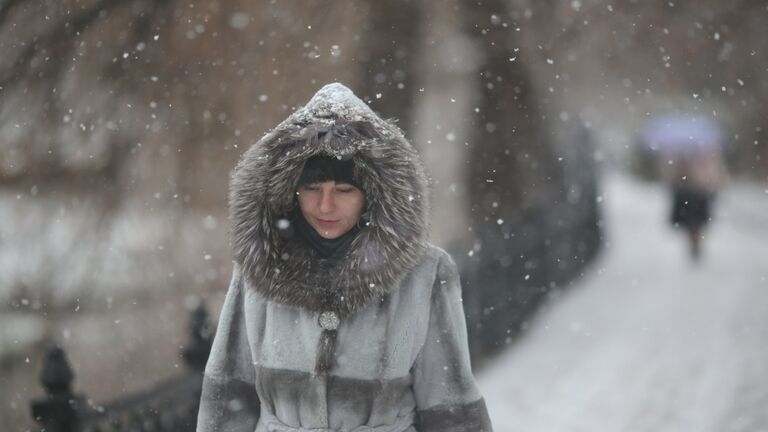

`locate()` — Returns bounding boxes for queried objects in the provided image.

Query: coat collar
[229,83,430,317]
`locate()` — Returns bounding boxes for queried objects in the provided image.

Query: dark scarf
[292,212,361,374]
[294,213,360,263]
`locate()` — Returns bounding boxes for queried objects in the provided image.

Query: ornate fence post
[29,301,214,431]
[30,345,86,432]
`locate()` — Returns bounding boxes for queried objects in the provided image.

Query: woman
[197,83,492,432]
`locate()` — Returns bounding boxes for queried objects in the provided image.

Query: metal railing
[30,303,213,432]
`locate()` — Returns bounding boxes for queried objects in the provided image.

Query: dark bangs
[298,155,361,188]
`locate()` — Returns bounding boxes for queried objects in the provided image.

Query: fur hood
[229,83,430,318]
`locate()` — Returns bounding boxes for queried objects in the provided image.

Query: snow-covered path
[478,173,768,432]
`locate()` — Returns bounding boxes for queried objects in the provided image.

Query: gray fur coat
[196,83,492,432]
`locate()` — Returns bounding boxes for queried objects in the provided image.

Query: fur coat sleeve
[196,263,260,432]
[413,251,493,432]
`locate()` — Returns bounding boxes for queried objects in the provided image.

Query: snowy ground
[478,172,768,432]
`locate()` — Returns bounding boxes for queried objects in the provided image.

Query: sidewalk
[478,173,768,432]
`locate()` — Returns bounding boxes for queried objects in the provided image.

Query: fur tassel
[315,329,338,375]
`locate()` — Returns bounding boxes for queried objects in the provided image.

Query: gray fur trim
[417,398,493,432]
[197,375,260,431]
[229,83,430,317]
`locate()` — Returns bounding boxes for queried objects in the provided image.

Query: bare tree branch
[0,0,151,89]
[0,0,24,28]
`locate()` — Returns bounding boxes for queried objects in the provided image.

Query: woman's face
[297,181,364,239]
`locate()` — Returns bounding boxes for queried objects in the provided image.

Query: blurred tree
[455,0,598,360]
[358,0,422,129]
[509,0,768,175]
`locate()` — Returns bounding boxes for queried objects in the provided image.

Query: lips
[317,219,339,228]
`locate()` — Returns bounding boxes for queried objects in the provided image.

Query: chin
[314,227,341,239]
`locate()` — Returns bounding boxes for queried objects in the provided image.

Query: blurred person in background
[667,150,727,260]
[644,114,728,261]
[196,83,492,432]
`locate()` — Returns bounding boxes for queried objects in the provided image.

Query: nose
[318,188,335,213]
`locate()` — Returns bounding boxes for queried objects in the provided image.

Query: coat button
[318,311,340,330]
